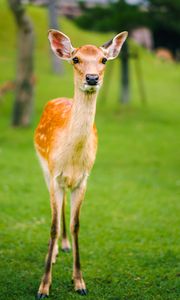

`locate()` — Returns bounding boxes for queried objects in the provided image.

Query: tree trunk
[8,0,35,127]
[48,0,64,74]
[134,52,147,105]
[120,42,130,104]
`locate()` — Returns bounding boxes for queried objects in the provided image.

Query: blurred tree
[76,0,148,104]
[147,0,180,54]
[8,0,35,127]
[48,0,64,74]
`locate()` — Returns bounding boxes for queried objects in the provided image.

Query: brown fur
[34,29,127,298]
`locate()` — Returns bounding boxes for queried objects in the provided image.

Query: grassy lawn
[0,3,180,300]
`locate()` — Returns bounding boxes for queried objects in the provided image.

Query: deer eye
[102,57,107,64]
[72,57,79,64]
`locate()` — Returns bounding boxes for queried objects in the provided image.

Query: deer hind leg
[70,183,87,295]
[61,193,71,252]
[37,178,64,299]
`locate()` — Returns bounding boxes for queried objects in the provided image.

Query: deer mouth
[80,82,101,93]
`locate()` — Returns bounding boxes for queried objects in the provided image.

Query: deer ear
[101,31,128,60]
[48,29,75,60]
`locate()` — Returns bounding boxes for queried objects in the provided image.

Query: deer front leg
[37,179,64,299]
[61,193,71,252]
[70,183,87,295]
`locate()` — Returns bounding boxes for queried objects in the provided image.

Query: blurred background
[0,1,180,299]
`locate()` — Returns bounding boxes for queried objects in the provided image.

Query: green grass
[0,3,180,300]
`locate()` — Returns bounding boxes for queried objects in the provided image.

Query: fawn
[34,29,128,298]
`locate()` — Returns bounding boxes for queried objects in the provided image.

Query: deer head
[48,30,128,94]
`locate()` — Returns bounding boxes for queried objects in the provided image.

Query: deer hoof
[61,247,71,253]
[76,289,88,296]
[61,238,71,252]
[36,293,49,299]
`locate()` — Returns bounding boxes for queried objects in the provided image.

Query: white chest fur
[51,90,98,190]
[61,133,96,188]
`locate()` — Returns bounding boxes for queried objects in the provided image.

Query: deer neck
[68,86,98,142]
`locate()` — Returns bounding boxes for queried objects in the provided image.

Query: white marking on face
[80,83,101,93]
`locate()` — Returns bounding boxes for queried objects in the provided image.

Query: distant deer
[34,29,128,299]
[156,48,174,62]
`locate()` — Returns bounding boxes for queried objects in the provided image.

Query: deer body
[35,94,97,190]
[34,30,127,299]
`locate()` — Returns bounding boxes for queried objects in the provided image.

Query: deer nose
[86,74,99,86]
